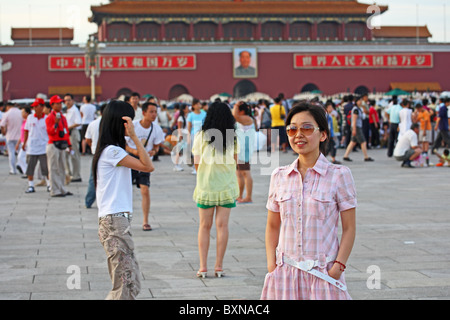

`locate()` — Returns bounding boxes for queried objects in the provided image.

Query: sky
[0,0,449,45]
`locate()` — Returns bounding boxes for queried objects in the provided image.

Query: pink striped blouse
[262,153,356,300]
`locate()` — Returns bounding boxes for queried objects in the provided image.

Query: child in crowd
[435,149,450,167]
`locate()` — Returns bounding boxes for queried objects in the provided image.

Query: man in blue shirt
[385,97,402,157]
[432,98,450,153]
[187,98,206,174]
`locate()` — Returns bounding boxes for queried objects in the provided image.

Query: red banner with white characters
[49,55,196,71]
[294,53,433,69]
[49,56,86,71]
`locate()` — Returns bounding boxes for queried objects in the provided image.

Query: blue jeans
[85,167,96,208]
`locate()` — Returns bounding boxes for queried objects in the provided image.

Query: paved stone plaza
[0,147,449,300]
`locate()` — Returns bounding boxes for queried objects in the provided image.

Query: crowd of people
[244,92,450,168]
[0,89,449,300]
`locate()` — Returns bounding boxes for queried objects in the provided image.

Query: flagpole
[416,4,419,45]
[445,4,447,43]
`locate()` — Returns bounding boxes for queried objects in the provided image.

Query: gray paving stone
[1,147,450,300]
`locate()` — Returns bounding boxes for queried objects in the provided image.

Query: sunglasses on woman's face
[286,124,320,137]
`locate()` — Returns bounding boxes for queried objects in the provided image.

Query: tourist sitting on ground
[393,123,422,168]
[435,149,450,167]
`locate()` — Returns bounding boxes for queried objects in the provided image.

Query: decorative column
[97,20,108,41]
[284,21,290,40]
[255,21,262,40]
[160,21,166,41]
[188,21,194,40]
[216,21,224,40]
[339,21,346,40]
[311,21,318,40]
[131,21,137,41]
[365,25,373,40]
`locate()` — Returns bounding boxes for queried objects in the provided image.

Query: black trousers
[432,130,450,151]
[387,123,399,157]
[370,123,380,147]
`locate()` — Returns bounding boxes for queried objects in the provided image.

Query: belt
[99,212,132,222]
[282,255,347,291]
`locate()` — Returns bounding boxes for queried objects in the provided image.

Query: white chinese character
[162,57,172,67]
[331,56,341,66]
[415,55,426,65]
[132,57,144,68]
[56,58,68,68]
[118,57,128,67]
[302,56,312,66]
[401,55,411,66]
[177,57,188,67]
[372,56,384,66]
[146,57,158,67]
[345,56,355,66]
[317,56,327,66]
[102,57,113,68]
[359,56,370,66]
[72,58,83,68]
[387,56,398,66]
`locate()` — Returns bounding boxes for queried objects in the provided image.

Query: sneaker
[25,186,35,193]
[16,165,23,175]
[47,186,51,192]
[401,160,414,168]
[191,168,197,175]
[173,165,184,172]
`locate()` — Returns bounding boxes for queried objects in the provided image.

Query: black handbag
[53,140,69,150]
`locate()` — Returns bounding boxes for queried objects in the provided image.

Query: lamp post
[84,36,101,101]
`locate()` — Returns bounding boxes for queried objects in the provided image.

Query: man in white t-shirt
[64,94,82,182]
[394,123,422,168]
[1,102,23,174]
[80,95,97,154]
[84,104,105,208]
[129,92,143,121]
[126,102,164,231]
[23,98,50,193]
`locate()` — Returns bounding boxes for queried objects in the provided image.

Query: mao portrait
[233,48,258,78]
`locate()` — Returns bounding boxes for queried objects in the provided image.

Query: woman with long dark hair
[93,100,154,300]
[261,102,356,300]
[173,103,189,172]
[192,101,239,278]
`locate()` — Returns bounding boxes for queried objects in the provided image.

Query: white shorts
[419,130,431,142]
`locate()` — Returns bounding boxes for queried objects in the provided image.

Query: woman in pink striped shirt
[261,102,356,300]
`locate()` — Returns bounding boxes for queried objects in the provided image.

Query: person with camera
[45,95,73,197]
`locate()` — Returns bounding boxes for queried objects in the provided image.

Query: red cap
[31,98,45,107]
[49,95,63,104]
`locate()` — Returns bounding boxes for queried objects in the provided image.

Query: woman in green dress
[192,102,239,278]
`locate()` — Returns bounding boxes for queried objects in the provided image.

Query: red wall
[2,51,449,101]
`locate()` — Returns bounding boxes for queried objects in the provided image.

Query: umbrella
[240,92,272,101]
[175,93,193,103]
[292,92,316,100]
[385,88,409,96]
[210,92,232,102]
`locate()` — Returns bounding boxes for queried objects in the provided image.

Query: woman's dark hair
[285,101,330,154]
[178,104,187,128]
[92,100,135,188]
[201,102,236,152]
[238,101,253,118]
